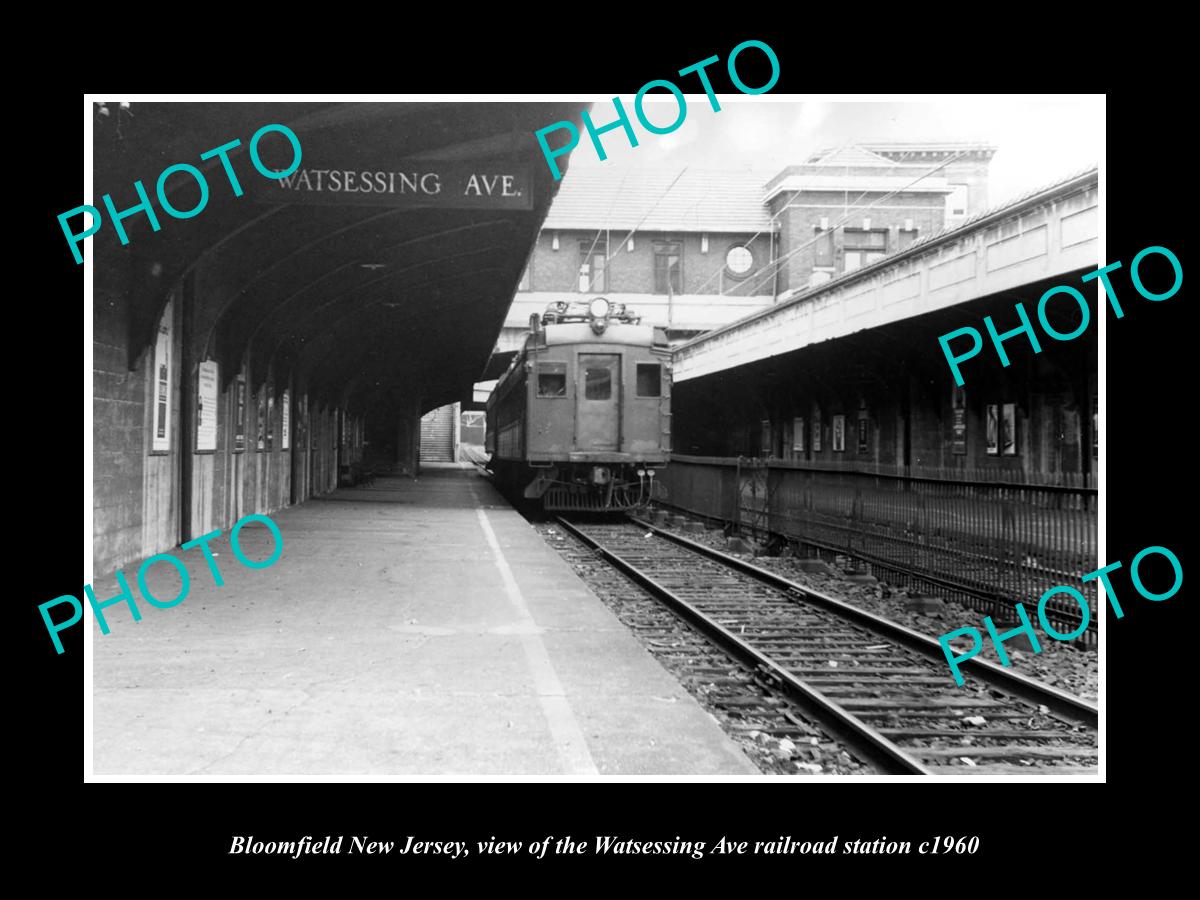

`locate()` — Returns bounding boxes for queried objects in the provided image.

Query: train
[485,297,672,511]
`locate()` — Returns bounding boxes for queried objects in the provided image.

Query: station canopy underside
[94,101,585,413]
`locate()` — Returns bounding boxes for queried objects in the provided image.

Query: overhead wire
[585,166,690,292]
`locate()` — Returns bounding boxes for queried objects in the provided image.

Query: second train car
[486,297,671,511]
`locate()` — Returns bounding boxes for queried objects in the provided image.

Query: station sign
[249,160,533,211]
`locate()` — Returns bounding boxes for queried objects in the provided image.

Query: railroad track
[556,515,1099,776]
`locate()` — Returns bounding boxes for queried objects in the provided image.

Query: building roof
[858,140,998,161]
[804,145,901,166]
[686,165,1099,347]
[543,166,773,233]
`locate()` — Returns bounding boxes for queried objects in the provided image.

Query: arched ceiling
[92,100,586,413]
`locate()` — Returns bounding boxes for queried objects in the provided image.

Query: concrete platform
[91,463,757,776]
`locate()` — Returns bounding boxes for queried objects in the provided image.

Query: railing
[661,455,1098,644]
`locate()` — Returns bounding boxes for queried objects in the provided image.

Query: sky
[563,96,1102,207]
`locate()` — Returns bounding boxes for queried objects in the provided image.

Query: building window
[947,184,969,218]
[843,229,887,272]
[653,241,682,294]
[898,228,919,250]
[725,245,754,276]
[814,228,834,268]
[636,363,662,397]
[579,240,606,292]
[537,363,567,397]
[584,366,612,400]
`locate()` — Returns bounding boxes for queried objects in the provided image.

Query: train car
[486,297,671,511]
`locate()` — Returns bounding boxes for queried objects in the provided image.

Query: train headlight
[588,297,611,319]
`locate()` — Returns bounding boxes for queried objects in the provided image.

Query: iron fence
[661,455,1098,644]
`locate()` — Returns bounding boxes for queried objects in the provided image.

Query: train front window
[636,363,661,397]
[537,364,567,397]
[584,367,612,400]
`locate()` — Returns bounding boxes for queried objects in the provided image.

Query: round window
[725,245,754,275]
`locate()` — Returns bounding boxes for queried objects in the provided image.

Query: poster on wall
[195,360,219,452]
[951,387,967,455]
[812,409,822,452]
[832,415,845,452]
[986,404,999,455]
[760,419,770,457]
[1001,403,1017,456]
[951,407,968,455]
[151,298,173,452]
[257,391,267,451]
[792,417,804,453]
[1092,393,1097,458]
[282,389,291,450]
[857,414,868,454]
[267,393,275,450]
[234,377,246,452]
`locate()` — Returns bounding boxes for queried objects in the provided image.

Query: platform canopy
[93,100,586,414]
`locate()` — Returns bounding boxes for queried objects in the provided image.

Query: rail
[559,516,1097,776]
[660,455,1098,643]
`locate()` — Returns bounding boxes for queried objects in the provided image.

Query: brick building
[500,167,778,349]
[499,142,996,352]
[766,143,996,295]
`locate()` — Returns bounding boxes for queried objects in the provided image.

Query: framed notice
[950,388,969,458]
[257,391,267,451]
[985,404,999,455]
[832,415,845,452]
[792,417,805,453]
[234,376,246,452]
[195,360,219,452]
[281,389,290,450]
[1001,403,1017,456]
[151,298,173,452]
[951,387,967,455]
[951,407,968,455]
[1092,393,1097,458]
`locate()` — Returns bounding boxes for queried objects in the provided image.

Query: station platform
[91,463,757,776]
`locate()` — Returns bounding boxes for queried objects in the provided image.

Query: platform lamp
[95,101,134,140]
